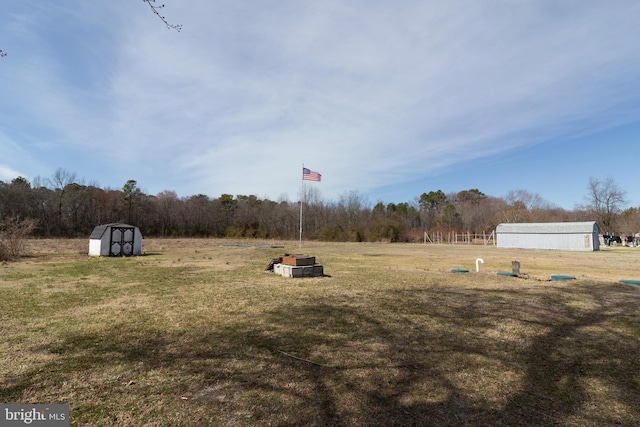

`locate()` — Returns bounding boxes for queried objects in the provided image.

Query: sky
[1,0,639,210]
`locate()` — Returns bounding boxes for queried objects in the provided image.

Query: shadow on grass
[2,283,639,426]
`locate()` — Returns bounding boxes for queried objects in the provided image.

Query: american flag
[303,168,321,182]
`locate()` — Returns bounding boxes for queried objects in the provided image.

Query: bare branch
[2,2,182,58]
[142,0,182,32]
[0,0,182,58]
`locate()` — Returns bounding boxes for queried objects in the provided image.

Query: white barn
[89,223,143,257]
[496,222,600,251]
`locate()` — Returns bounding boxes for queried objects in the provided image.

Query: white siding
[496,222,599,251]
[88,239,102,256]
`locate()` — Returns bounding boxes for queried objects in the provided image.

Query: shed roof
[89,223,137,239]
[496,221,599,234]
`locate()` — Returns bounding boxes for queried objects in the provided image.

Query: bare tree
[0,216,37,261]
[504,189,551,211]
[336,190,370,241]
[581,176,627,233]
[457,197,500,232]
[154,190,180,236]
[48,168,79,234]
[617,208,640,237]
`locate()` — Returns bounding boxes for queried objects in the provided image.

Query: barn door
[109,227,135,256]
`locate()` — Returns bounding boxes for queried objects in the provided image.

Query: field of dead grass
[1,238,639,426]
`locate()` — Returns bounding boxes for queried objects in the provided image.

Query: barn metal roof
[496,221,599,234]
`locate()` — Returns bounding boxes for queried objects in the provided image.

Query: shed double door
[109,227,135,256]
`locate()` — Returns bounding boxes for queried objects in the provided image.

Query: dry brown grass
[1,239,639,426]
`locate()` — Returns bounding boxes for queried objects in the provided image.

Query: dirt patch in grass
[1,239,639,426]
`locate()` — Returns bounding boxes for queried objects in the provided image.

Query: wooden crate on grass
[281,254,316,266]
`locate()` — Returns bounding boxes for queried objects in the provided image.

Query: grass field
[1,238,639,426]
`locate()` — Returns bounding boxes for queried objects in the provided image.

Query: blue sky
[1,0,639,210]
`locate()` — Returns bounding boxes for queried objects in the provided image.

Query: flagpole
[299,163,304,250]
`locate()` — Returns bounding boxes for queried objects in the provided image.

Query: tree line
[1,169,637,242]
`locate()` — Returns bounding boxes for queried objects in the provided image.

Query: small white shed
[496,222,600,251]
[88,223,143,256]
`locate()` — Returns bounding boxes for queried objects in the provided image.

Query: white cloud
[0,165,24,182]
[2,0,640,201]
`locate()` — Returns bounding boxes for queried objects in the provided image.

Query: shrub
[0,216,37,261]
